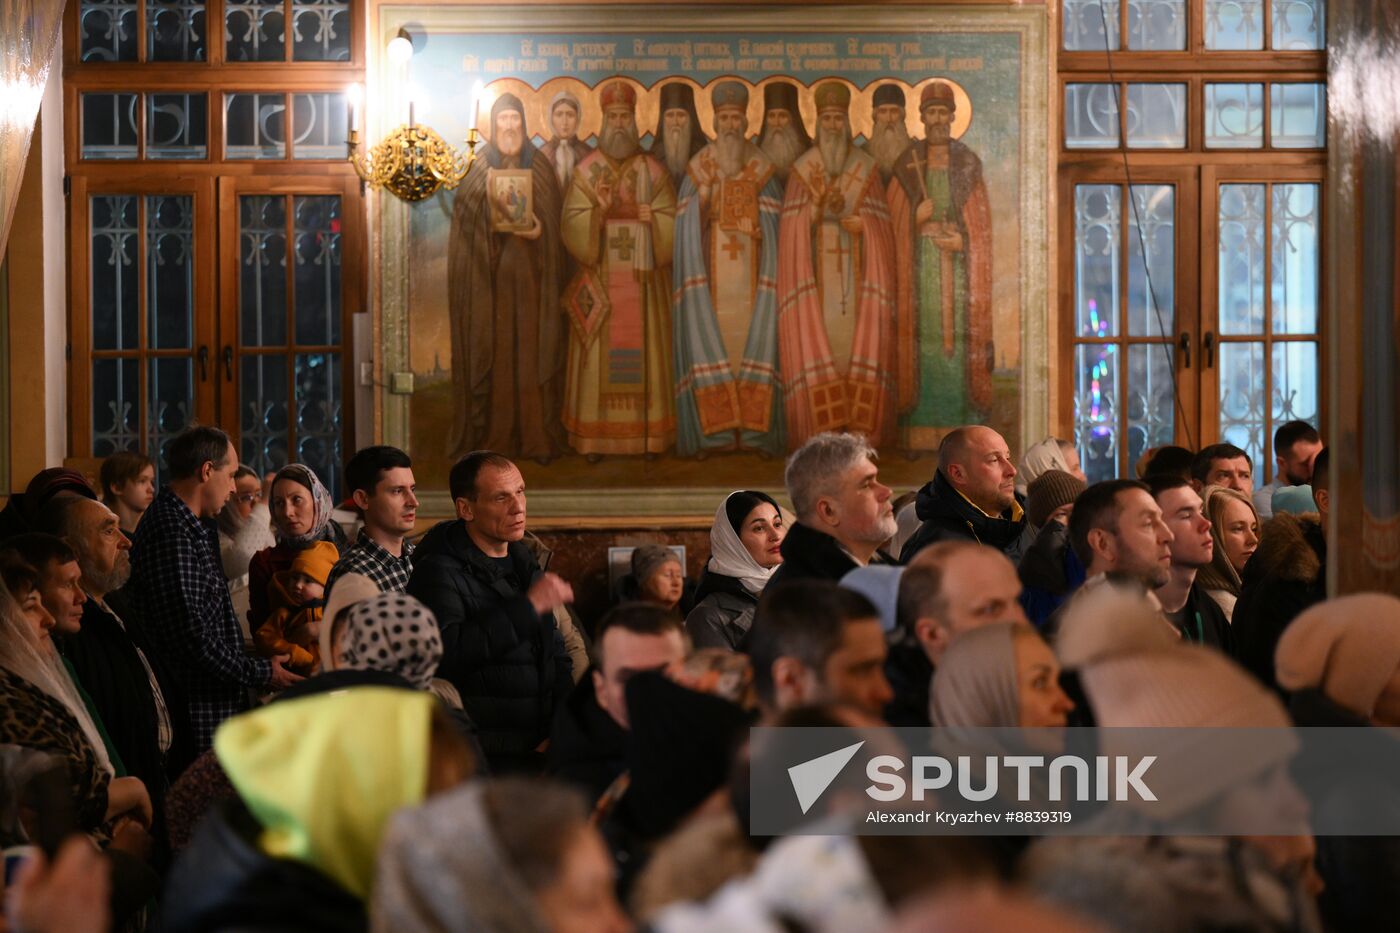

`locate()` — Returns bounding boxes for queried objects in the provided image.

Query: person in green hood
[162,686,474,932]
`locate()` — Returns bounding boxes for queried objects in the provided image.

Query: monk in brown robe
[446,93,566,462]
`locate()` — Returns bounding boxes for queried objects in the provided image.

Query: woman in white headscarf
[1017,437,1086,496]
[686,491,786,651]
[246,463,346,640]
[0,561,151,839]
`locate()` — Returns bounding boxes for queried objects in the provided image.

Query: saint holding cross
[560,80,678,459]
[775,80,899,449]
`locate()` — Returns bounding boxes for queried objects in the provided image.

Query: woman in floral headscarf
[246,464,347,640]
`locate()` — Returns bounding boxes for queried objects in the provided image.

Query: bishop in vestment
[775,81,899,449]
[560,81,678,458]
[672,81,785,457]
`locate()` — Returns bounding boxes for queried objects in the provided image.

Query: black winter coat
[60,597,174,841]
[406,519,571,772]
[883,640,934,727]
[160,800,365,933]
[1234,512,1326,690]
[1288,688,1400,932]
[1166,581,1236,656]
[1018,521,1087,631]
[546,670,629,803]
[899,469,1028,564]
[765,522,895,590]
[685,570,758,650]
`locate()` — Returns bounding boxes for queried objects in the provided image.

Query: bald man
[884,540,1028,726]
[898,425,1028,563]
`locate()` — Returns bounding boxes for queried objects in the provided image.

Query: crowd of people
[0,416,1395,932]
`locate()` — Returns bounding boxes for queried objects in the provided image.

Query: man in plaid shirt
[128,427,302,750]
[325,446,419,598]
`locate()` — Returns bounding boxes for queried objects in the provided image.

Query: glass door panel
[1208,174,1322,486]
[1065,168,1193,481]
[221,178,357,499]
[78,183,216,477]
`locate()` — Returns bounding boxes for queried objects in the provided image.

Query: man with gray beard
[673,81,786,457]
[863,82,913,184]
[756,80,812,183]
[776,80,899,449]
[41,495,181,829]
[560,80,677,457]
[648,81,707,190]
[447,93,566,462]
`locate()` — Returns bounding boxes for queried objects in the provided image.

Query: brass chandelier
[348,118,479,202]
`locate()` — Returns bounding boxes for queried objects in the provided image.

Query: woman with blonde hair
[1196,485,1261,622]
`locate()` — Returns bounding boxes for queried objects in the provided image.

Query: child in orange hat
[254,539,338,674]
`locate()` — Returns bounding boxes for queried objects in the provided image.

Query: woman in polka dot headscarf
[333,592,450,700]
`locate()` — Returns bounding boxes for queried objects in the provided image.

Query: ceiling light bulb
[387,34,413,64]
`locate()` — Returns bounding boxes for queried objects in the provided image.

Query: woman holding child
[245,465,346,666]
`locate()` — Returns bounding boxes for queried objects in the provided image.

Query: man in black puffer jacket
[407,452,574,773]
[1234,446,1330,692]
[900,426,1028,564]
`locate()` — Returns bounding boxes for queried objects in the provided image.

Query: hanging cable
[1093,0,1197,452]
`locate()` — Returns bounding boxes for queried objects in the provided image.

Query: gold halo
[473,76,973,144]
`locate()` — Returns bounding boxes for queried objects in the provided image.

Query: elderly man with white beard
[673,80,786,458]
[648,81,707,190]
[447,92,566,462]
[864,82,913,185]
[775,80,899,451]
[560,80,678,459]
[756,80,811,183]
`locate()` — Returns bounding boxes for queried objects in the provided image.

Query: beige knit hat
[1054,581,1175,672]
[1065,585,1297,820]
[1274,593,1400,718]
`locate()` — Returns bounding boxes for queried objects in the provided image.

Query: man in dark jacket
[406,451,573,772]
[41,497,187,831]
[900,426,1028,563]
[766,432,898,590]
[1146,475,1234,654]
[548,603,687,802]
[1235,449,1329,689]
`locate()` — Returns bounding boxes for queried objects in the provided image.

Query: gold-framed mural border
[374,2,1049,520]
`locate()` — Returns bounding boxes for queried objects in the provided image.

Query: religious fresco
[381,5,1047,512]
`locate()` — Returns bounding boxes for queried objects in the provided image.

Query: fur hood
[1247,512,1324,584]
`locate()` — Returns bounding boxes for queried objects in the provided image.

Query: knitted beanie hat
[632,544,681,585]
[1062,586,1296,820]
[1275,593,1400,718]
[1027,470,1087,529]
[291,540,339,586]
